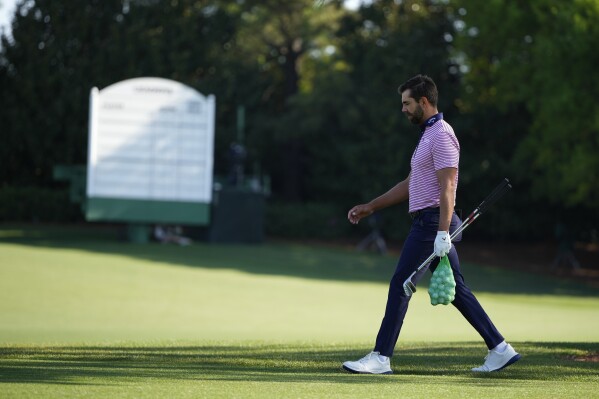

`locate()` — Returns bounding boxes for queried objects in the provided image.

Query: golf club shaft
[404,178,512,287]
[410,211,477,277]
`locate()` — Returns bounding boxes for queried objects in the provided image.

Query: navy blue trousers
[374,208,504,357]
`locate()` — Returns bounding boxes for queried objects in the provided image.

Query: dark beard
[408,105,424,125]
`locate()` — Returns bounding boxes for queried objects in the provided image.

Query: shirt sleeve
[432,130,460,170]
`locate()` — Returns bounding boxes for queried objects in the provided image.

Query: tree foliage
[456,0,599,212]
[296,0,461,202]
[0,0,249,186]
[1,0,597,240]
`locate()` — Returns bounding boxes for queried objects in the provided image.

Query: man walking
[342,75,520,374]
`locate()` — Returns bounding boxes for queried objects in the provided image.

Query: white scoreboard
[86,77,215,224]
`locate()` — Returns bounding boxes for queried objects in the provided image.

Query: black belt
[409,207,462,220]
[409,207,439,220]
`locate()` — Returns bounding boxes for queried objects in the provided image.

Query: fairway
[1,342,598,398]
[1,225,598,398]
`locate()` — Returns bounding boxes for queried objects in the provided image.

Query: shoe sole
[342,365,393,375]
[495,353,521,371]
[473,353,522,372]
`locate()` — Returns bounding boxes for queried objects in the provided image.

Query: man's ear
[419,96,429,107]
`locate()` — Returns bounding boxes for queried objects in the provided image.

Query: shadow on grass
[1,224,598,297]
[0,342,598,386]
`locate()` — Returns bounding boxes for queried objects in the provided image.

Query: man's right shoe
[472,343,521,372]
[342,351,392,374]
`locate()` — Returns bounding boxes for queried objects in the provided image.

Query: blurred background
[0,0,598,260]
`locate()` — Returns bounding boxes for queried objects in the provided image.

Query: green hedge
[0,186,82,222]
[265,201,413,241]
[265,202,353,239]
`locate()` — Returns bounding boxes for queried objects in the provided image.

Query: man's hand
[434,231,452,257]
[347,204,374,225]
[347,175,410,225]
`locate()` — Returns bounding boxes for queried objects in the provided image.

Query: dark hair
[398,75,438,107]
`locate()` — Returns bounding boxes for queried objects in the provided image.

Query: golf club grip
[452,182,510,241]
[460,179,509,226]
[476,178,512,215]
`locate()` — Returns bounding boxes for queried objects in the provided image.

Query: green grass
[1,224,598,398]
[1,342,597,398]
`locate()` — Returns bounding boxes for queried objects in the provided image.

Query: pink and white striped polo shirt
[408,118,460,213]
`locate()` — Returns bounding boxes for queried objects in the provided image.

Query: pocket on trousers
[422,213,440,228]
[450,215,463,242]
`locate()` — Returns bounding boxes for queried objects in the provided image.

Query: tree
[0,0,247,188]
[296,0,460,202]
[233,0,346,201]
[0,0,125,187]
[268,0,462,238]
[455,0,599,214]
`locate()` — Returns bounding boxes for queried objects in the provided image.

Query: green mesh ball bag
[428,255,456,306]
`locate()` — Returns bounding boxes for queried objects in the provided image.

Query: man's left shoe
[472,344,521,372]
[342,351,392,374]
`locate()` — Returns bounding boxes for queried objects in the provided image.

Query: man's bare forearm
[368,174,410,212]
[436,168,457,232]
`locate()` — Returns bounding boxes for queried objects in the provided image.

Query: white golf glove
[434,231,452,257]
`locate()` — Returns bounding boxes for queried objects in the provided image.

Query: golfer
[342,75,520,374]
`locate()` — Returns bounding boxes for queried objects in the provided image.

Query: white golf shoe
[342,351,392,374]
[472,344,521,372]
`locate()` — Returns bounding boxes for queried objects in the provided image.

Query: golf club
[402,178,512,297]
